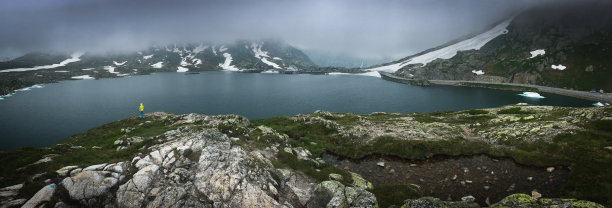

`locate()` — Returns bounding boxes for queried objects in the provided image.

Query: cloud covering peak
[1,0,548,60]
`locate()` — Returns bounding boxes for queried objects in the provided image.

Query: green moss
[350,172,373,190]
[490,193,536,207]
[497,107,534,115]
[570,200,606,208]
[257,108,612,206]
[272,150,353,186]
[462,109,489,115]
[372,184,421,208]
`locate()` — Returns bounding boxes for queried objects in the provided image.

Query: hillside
[0,40,316,96]
[370,1,612,92]
[0,105,610,207]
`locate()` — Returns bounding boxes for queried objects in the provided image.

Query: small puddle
[322,153,569,206]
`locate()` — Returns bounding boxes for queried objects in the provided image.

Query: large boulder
[22,184,56,208]
[194,130,280,207]
[116,164,159,208]
[62,171,118,200]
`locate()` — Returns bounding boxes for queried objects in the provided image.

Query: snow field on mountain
[368,17,513,73]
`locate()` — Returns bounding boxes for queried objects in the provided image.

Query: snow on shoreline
[72,75,94,80]
[0,52,84,73]
[177,67,189,72]
[518,92,545,98]
[369,17,514,73]
[219,53,240,71]
[529,49,545,59]
[0,84,45,101]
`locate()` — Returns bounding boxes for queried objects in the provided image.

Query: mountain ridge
[369,1,612,91]
[0,40,317,96]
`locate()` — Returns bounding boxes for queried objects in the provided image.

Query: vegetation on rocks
[255,105,612,207]
[0,105,610,207]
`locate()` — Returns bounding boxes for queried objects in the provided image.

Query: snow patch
[1,52,84,73]
[219,45,228,52]
[180,59,190,66]
[212,46,217,56]
[81,68,94,71]
[143,55,153,60]
[551,64,566,70]
[177,67,189,72]
[518,92,545,98]
[273,57,282,60]
[192,59,202,65]
[369,17,513,72]
[261,58,281,69]
[54,70,69,73]
[261,70,279,74]
[104,66,119,74]
[113,61,127,66]
[472,70,485,75]
[219,53,240,71]
[192,44,208,54]
[529,49,545,59]
[72,75,94,80]
[252,42,281,69]
[252,43,269,58]
[151,62,163,69]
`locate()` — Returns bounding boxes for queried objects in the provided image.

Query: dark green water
[0,71,592,150]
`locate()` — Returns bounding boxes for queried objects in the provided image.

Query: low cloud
[0,0,561,60]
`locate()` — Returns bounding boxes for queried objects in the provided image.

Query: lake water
[0,71,592,150]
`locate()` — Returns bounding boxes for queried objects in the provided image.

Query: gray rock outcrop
[21,184,55,208]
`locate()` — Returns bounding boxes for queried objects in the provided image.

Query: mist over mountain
[303,51,396,68]
[0,0,540,62]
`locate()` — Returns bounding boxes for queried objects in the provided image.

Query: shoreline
[430,80,612,103]
[378,72,611,103]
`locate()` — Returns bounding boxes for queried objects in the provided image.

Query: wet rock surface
[323,153,569,207]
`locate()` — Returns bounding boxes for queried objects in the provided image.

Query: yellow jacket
[139,103,144,111]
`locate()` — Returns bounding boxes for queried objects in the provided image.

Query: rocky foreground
[1,106,610,207]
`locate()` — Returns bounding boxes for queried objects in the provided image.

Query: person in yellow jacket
[139,103,144,118]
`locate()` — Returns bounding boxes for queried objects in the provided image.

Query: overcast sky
[0,0,551,60]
